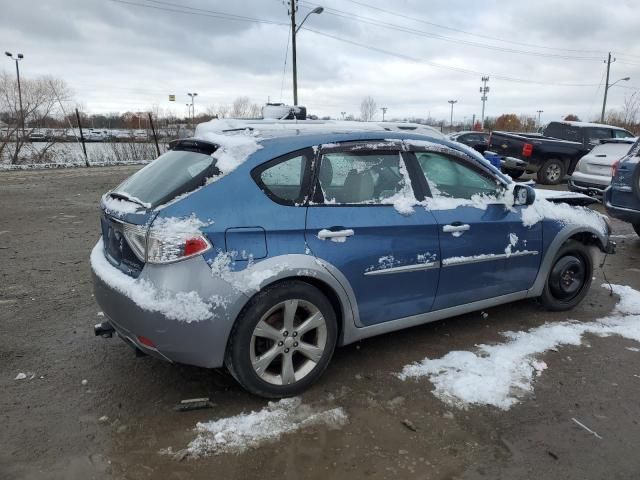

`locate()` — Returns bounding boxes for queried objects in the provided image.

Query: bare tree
[231,96,251,118]
[360,96,377,122]
[0,71,72,164]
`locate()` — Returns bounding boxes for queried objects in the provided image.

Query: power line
[108,0,288,26]
[339,0,612,55]
[302,27,601,87]
[299,1,603,61]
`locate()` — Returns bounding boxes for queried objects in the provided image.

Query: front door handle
[317,228,354,241]
[443,223,470,235]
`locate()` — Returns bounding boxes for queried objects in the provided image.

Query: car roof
[551,120,630,131]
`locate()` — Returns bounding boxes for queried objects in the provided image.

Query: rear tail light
[522,143,533,157]
[122,223,212,264]
[611,160,620,178]
[146,231,211,264]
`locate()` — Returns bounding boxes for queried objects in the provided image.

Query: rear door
[305,142,441,326]
[409,147,542,311]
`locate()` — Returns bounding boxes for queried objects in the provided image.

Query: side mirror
[513,184,536,206]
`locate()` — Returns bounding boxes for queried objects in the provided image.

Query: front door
[410,148,542,311]
[305,143,441,326]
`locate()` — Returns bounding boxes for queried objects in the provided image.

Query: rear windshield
[544,123,582,142]
[590,142,633,157]
[111,150,217,208]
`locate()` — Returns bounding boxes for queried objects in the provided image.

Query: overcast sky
[2,0,639,123]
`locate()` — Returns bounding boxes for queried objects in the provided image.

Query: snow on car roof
[195,118,445,140]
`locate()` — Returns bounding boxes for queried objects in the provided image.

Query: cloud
[2,0,639,122]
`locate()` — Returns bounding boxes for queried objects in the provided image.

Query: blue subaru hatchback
[92,120,613,397]
[604,137,640,236]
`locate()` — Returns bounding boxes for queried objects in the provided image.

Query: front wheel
[225,281,338,398]
[539,240,593,311]
[537,158,566,185]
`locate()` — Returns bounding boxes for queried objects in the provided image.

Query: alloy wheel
[546,163,562,182]
[250,299,328,386]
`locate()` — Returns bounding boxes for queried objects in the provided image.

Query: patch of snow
[442,253,498,266]
[380,159,417,215]
[398,284,640,410]
[185,398,348,456]
[90,239,213,323]
[505,233,519,257]
[193,128,262,177]
[521,198,608,235]
[102,196,141,216]
[15,373,27,380]
[208,250,288,293]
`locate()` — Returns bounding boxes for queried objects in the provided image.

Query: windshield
[590,142,633,158]
[111,150,217,208]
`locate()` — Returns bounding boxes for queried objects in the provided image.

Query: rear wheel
[225,281,337,398]
[633,223,640,237]
[503,168,524,180]
[539,240,593,311]
[537,158,566,185]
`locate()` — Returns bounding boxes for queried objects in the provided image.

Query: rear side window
[415,151,500,200]
[613,129,634,138]
[253,150,311,205]
[545,123,581,142]
[587,128,612,143]
[317,152,409,204]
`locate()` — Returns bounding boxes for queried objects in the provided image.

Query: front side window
[256,153,308,204]
[317,151,410,204]
[415,151,501,200]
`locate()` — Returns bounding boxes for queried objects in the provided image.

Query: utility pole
[5,52,25,139]
[381,107,387,121]
[536,109,544,128]
[479,76,489,130]
[601,52,613,123]
[290,0,298,106]
[448,100,457,128]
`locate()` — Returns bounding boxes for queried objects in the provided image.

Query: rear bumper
[568,175,608,196]
[603,187,640,224]
[91,241,248,368]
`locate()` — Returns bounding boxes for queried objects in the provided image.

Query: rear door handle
[443,224,470,234]
[317,228,354,241]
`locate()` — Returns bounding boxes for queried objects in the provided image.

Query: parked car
[133,129,148,140]
[604,137,640,235]
[28,129,50,142]
[84,130,105,142]
[92,120,613,398]
[569,138,637,196]
[489,121,634,184]
[448,131,490,154]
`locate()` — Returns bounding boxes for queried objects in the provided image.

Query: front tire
[537,158,566,185]
[225,281,338,398]
[539,240,593,311]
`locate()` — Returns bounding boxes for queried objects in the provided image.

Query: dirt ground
[1,166,639,480]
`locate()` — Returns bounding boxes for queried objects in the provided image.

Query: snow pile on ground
[90,239,213,322]
[186,397,348,456]
[522,197,608,234]
[398,284,640,410]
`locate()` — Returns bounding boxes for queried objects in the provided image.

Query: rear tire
[225,281,337,398]
[503,168,524,180]
[537,158,566,185]
[633,223,640,238]
[539,240,593,311]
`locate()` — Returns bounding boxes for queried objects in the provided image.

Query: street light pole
[289,1,323,106]
[448,100,457,128]
[601,74,630,123]
[381,107,387,122]
[187,92,198,127]
[5,52,25,139]
[536,109,544,128]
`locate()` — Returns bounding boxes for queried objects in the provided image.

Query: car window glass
[545,123,581,142]
[415,151,500,200]
[259,154,306,203]
[587,128,612,143]
[613,129,633,138]
[318,152,409,204]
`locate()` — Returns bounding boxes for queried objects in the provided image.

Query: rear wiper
[109,191,148,208]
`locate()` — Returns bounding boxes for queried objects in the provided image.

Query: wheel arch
[528,224,608,297]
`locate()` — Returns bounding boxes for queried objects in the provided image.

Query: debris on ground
[571,417,603,439]
[401,419,417,432]
[81,379,88,386]
[14,373,27,380]
[174,397,215,412]
[98,416,109,423]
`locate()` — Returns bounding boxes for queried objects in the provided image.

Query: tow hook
[94,321,115,338]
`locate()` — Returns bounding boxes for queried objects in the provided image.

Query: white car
[569,138,637,195]
[133,130,148,140]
